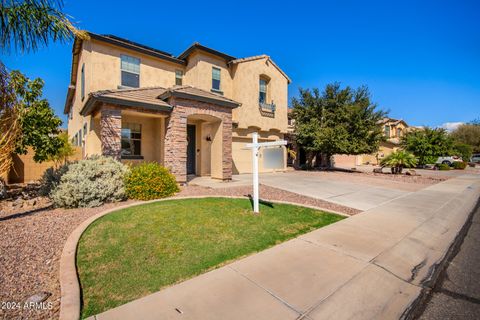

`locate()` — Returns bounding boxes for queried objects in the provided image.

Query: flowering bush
[50,156,128,208]
[124,162,179,200]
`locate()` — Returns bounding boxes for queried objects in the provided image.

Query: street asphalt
[418,203,480,319]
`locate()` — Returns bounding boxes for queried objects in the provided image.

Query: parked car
[470,154,480,164]
[435,156,463,166]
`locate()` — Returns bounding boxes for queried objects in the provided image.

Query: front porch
[83,86,240,183]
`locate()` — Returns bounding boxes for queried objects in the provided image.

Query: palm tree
[0,0,88,54]
[380,150,418,174]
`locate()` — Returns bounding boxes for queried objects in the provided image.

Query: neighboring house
[64,33,290,183]
[287,113,414,168]
[360,117,410,165]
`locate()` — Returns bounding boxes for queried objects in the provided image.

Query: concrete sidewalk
[90,174,480,320]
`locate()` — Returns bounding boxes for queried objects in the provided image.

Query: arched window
[259,78,268,103]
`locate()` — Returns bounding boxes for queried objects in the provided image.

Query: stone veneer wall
[100,106,122,158]
[164,97,233,183]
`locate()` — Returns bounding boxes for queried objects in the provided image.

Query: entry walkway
[89,174,480,320]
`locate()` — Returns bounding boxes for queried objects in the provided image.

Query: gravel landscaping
[0,183,358,320]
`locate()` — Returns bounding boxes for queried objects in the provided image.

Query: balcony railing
[259,101,276,113]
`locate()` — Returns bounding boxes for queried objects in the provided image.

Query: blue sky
[1,0,479,128]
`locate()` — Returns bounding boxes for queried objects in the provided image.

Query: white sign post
[245,132,287,213]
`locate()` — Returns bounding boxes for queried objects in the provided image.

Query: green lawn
[77,197,344,318]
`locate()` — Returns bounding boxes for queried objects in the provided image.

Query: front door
[187,124,196,175]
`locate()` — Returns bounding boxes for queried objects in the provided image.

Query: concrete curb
[58,195,347,320]
[403,197,480,319]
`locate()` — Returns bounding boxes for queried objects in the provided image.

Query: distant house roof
[378,117,408,127]
[80,85,240,116]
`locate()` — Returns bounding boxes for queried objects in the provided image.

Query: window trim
[259,78,268,104]
[175,70,183,86]
[211,67,221,91]
[121,122,143,158]
[385,125,391,137]
[81,63,85,101]
[120,54,141,88]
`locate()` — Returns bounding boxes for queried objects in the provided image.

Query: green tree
[401,127,454,165]
[46,131,75,166]
[0,0,88,54]
[380,150,418,174]
[450,123,480,153]
[452,143,472,162]
[10,70,63,162]
[292,83,386,167]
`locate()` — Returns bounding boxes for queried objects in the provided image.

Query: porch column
[222,115,233,180]
[164,106,187,183]
[100,107,122,159]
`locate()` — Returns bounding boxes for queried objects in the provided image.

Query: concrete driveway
[233,172,410,211]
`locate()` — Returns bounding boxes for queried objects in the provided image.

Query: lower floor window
[121,123,142,157]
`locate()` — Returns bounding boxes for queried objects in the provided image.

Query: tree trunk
[325,153,333,169]
[306,152,315,170]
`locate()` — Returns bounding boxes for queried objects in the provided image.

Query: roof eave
[178,43,236,62]
[88,33,186,65]
[80,95,173,116]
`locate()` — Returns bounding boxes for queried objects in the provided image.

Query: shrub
[50,156,128,208]
[124,162,179,200]
[39,163,69,196]
[453,161,467,170]
[380,150,418,174]
[437,163,451,171]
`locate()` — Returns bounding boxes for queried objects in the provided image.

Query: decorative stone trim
[100,106,122,159]
[164,97,233,183]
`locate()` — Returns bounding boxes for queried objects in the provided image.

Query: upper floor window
[259,78,268,103]
[212,67,221,91]
[121,122,142,158]
[175,70,183,86]
[120,55,140,88]
[396,128,402,137]
[81,64,85,100]
[384,125,390,137]
[83,123,88,137]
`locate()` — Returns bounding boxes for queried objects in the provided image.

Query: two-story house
[360,117,411,165]
[64,33,290,183]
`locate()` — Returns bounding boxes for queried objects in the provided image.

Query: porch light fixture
[206,135,212,142]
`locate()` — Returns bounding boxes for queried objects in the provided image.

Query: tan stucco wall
[231,58,289,133]
[183,51,233,97]
[384,121,408,139]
